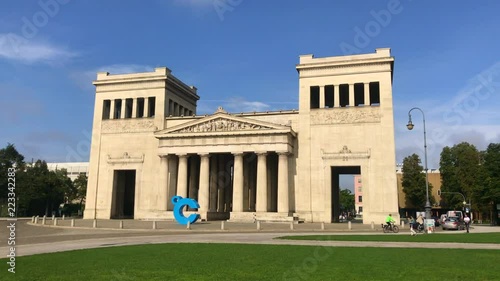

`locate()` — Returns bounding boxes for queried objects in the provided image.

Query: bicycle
[410,223,424,235]
[382,222,399,233]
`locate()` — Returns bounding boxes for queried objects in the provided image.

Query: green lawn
[3,243,500,280]
[277,232,500,244]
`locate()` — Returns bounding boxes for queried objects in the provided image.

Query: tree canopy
[339,188,355,213]
[439,142,482,210]
[401,153,434,208]
[0,144,87,217]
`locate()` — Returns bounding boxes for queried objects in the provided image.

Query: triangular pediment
[155,111,294,137]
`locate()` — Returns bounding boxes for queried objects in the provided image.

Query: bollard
[71,219,75,227]
[187,221,191,230]
[401,221,405,229]
[42,216,46,225]
[93,219,97,228]
[153,221,157,230]
[257,220,261,230]
[348,221,352,230]
[52,215,55,221]
[321,222,325,231]
[221,221,225,230]
[34,216,38,224]
[371,221,375,230]
[31,216,35,223]
[62,214,65,220]
[119,220,123,229]
[290,222,294,230]
[53,218,58,226]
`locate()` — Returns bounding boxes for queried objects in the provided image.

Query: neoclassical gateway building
[84,48,399,224]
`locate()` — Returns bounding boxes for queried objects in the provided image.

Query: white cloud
[0,33,77,64]
[394,60,500,168]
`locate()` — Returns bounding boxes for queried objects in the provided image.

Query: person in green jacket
[386,214,395,230]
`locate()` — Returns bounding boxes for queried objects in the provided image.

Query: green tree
[439,142,482,210]
[0,143,25,199]
[0,144,26,216]
[18,160,68,216]
[483,143,500,224]
[339,188,354,212]
[402,154,434,208]
[72,173,88,212]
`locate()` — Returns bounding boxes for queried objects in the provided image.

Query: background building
[354,175,363,217]
[47,162,89,181]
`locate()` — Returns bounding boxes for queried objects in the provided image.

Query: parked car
[442,217,463,230]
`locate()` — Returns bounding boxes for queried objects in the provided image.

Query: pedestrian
[416,214,424,228]
[409,216,416,236]
[464,215,471,233]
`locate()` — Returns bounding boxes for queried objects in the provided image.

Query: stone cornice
[296,57,394,70]
[298,61,392,78]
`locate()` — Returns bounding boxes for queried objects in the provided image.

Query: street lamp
[407,107,432,220]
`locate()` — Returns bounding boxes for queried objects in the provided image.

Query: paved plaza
[1,218,499,257]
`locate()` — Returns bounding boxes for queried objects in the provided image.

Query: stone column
[349,84,355,107]
[364,83,370,106]
[120,99,126,119]
[132,98,138,118]
[158,155,169,211]
[198,153,210,216]
[319,85,325,109]
[176,154,188,198]
[167,156,178,211]
[256,152,268,212]
[334,85,340,108]
[110,99,116,119]
[277,152,290,214]
[144,97,149,118]
[232,152,244,212]
[209,156,218,212]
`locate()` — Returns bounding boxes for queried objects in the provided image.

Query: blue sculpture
[171,196,200,225]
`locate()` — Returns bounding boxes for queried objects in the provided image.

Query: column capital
[158,154,170,159]
[255,151,268,156]
[232,152,244,157]
[198,153,210,158]
[177,153,188,158]
[277,151,290,156]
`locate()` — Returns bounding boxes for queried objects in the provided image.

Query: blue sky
[1,0,499,176]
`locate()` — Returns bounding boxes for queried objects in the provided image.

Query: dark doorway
[331,166,361,223]
[112,170,136,219]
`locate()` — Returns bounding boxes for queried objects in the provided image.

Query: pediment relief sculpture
[172,117,272,133]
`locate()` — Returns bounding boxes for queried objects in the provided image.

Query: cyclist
[385,214,396,230]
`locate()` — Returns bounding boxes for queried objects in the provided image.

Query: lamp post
[407,107,432,220]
